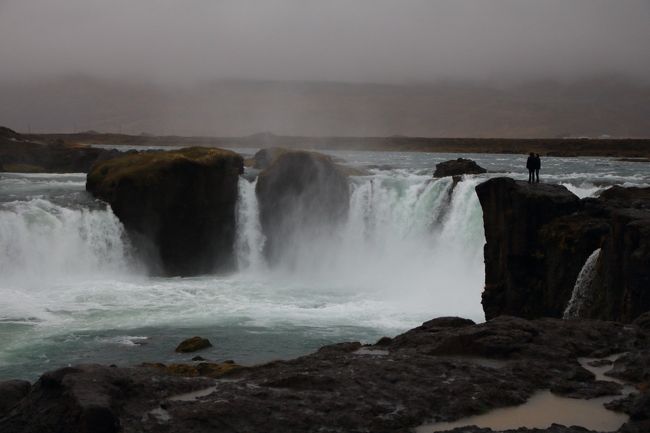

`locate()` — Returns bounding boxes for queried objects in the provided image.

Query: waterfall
[563,248,602,319]
[234,171,486,318]
[235,177,267,271]
[0,198,134,284]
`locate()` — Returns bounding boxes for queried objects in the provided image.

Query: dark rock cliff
[476,177,650,322]
[86,147,243,276]
[255,151,349,264]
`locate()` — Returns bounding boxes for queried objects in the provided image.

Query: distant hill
[1,76,649,138]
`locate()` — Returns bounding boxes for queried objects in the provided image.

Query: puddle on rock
[416,354,632,433]
[580,353,626,384]
[169,385,218,402]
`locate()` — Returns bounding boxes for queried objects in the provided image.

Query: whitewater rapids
[1,151,648,380]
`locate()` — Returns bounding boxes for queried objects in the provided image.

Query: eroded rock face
[587,189,650,322]
[434,158,487,178]
[476,177,650,322]
[86,147,243,276]
[476,178,583,319]
[3,317,649,433]
[255,151,349,264]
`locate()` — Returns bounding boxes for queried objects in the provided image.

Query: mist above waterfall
[236,171,485,317]
[1,152,649,380]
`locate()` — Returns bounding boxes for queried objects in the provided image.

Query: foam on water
[1,152,649,380]
[0,198,134,285]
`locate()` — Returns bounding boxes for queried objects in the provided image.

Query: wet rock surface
[2,316,649,433]
[476,177,650,322]
[434,158,487,178]
[86,147,244,276]
[175,337,213,353]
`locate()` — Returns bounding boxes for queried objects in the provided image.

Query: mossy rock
[87,147,241,199]
[434,158,487,178]
[86,147,244,276]
[175,336,213,353]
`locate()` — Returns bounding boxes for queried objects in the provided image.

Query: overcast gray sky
[1,0,649,84]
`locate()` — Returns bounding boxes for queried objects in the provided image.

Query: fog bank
[1,0,649,84]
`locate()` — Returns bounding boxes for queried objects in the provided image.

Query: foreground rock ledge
[86,147,243,276]
[2,316,649,433]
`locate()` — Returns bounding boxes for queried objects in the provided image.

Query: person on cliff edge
[534,153,541,183]
[526,152,535,183]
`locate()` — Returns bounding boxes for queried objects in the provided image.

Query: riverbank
[2,315,649,433]
[30,132,650,158]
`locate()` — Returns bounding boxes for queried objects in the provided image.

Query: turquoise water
[1,150,648,381]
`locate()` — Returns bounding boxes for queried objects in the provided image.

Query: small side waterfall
[563,248,602,319]
[235,177,267,271]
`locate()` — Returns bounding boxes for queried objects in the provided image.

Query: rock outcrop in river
[476,177,650,322]
[255,150,349,264]
[251,147,290,169]
[2,316,649,432]
[86,147,243,276]
[434,158,487,178]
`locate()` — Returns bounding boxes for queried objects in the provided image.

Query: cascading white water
[563,248,602,319]
[0,198,134,284]
[235,171,486,319]
[1,154,647,381]
[235,177,267,271]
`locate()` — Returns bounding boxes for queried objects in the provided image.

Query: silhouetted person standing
[526,152,535,183]
[534,153,541,183]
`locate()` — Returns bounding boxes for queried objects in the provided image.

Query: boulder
[252,147,290,170]
[175,337,212,353]
[255,151,349,264]
[433,158,486,178]
[476,177,650,322]
[86,147,243,276]
[1,366,121,433]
